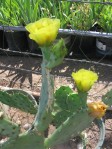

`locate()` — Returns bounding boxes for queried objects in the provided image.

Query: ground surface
[0,54,112,149]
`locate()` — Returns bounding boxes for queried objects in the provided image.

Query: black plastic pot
[5,31,28,52]
[0,29,8,49]
[27,35,42,55]
[71,35,96,58]
[96,38,112,57]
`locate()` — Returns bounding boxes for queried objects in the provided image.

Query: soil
[0,54,112,149]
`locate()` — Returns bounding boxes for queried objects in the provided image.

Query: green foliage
[70,3,94,30]
[15,0,42,25]
[3,0,112,31]
[1,0,112,32]
[98,5,112,33]
[90,0,112,32]
[40,0,72,28]
[0,91,37,114]
[90,0,104,22]
[0,0,72,28]
[0,0,42,26]
[0,0,23,25]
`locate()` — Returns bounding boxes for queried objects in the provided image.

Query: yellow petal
[72,69,98,92]
[81,80,91,92]
[25,18,60,46]
[87,101,108,118]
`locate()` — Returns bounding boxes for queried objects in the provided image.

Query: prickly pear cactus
[32,38,67,131]
[53,86,85,127]
[0,90,37,114]
[102,89,112,106]
[0,38,67,149]
[54,86,84,111]
[2,130,45,149]
[0,17,108,149]
[45,109,94,148]
[0,111,20,148]
[0,90,45,149]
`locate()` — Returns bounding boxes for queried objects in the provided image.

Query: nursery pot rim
[77,118,105,149]
[94,118,105,149]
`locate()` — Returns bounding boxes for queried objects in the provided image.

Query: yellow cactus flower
[25,18,60,46]
[87,101,108,118]
[72,69,98,92]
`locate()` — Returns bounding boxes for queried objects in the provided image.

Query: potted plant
[69,3,96,57]
[0,18,112,149]
[96,5,112,56]
[0,0,28,52]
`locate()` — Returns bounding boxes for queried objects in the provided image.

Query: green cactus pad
[102,89,112,106]
[41,39,67,69]
[45,109,94,148]
[2,131,45,149]
[0,111,20,144]
[53,86,84,127]
[54,86,73,110]
[0,90,37,114]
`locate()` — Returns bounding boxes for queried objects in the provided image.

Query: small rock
[16,120,21,125]
[0,111,4,119]
[23,123,31,130]
[69,84,74,89]
[0,138,8,144]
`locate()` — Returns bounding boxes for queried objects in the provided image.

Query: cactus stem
[34,56,54,132]
[78,91,88,108]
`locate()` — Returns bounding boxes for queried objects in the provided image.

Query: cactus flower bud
[25,18,60,46]
[87,101,108,118]
[72,69,98,92]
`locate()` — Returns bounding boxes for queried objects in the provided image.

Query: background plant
[98,5,112,33]
[0,0,72,28]
[0,0,42,26]
[0,0,23,26]
[15,0,42,25]
[40,0,72,28]
[90,0,105,23]
[70,3,95,31]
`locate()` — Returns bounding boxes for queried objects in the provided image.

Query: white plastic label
[96,39,106,51]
